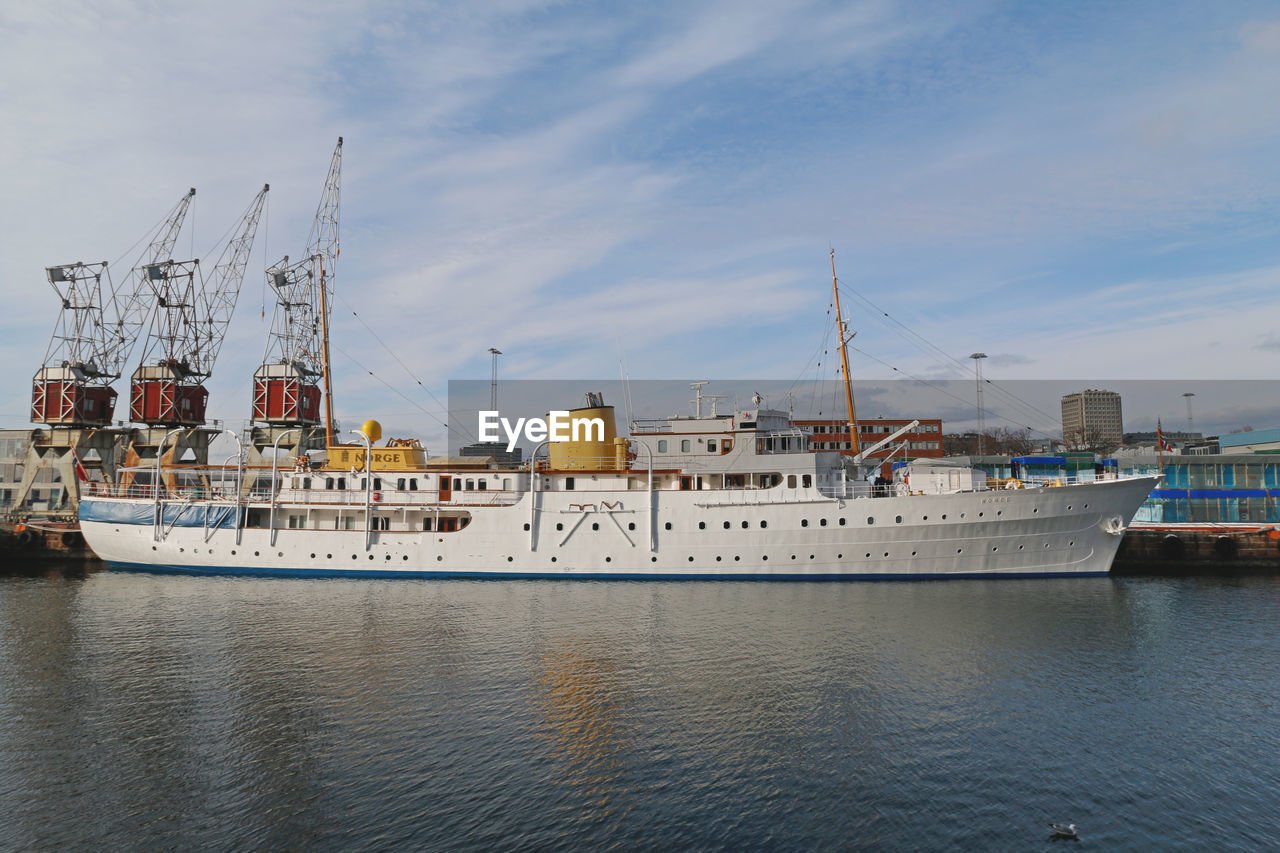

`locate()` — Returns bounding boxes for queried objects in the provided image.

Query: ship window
[723,439,733,453]
[723,521,731,529]
[338,478,347,490]
[423,518,433,531]
[867,517,875,525]
[838,517,846,526]
[802,475,812,488]
[523,522,530,531]
[556,523,564,531]
[453,478,462,490]
[410,479,418,490]
[503,479,511,490]
[819,518,827,527]
[628,523,635,531]
[707,440,717,452]
[465,479,474,490]
[760,520,767,529]
[896,516,903,523]
[478,479,487,490]
[801,519,809,527]
[325,478,334,489]
[664,522,672,530]
[360,478,367,490]
[565,477,575,491]
[699,522,706,529]
[741,521,749,529]
[681,440,691,452]
[658,440,668,453]
[591,522,599,531]
[374,478,382,490]
[787,475,797,488]
[301,478,311,490]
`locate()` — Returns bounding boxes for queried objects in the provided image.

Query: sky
[2,0,1279,454]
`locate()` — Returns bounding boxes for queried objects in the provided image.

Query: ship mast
[830,250,860,454]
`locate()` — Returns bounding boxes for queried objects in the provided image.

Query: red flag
[71,450,88,483]
[1156,419,1172,452]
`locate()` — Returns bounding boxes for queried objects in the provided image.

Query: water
[1,564,1277,851]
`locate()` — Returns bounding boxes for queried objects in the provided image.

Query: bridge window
[681,440,691,452]
[707,440,717,452]
[657,440,668,453]
[565,477,575,491]
[478,479,487,490]
[465,479,475,490]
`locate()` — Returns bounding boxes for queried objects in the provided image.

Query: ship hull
[79,476,1157,580]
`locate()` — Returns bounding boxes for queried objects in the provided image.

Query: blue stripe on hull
[105,561,1108,581]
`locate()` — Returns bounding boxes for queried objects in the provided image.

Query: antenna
[488,347,502,411]
[689,381,709,418]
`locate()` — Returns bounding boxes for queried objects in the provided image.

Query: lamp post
[153,428,185,541]
[488,347,502,412]
[221,428,244,544]
[969,353,988,456]
[350,428,372,550]
[268,429,300,547]
[1182,392,1196,436]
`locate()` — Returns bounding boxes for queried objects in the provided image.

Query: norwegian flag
[1157,419,1173,452]
[71,450,89,483]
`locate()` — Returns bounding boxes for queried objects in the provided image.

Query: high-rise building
[1061,389,1123,448]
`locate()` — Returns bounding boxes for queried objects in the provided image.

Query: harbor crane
[15,189,197,516]
[120,185,269,493]
[246,138,342,475]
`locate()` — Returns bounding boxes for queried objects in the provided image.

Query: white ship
[78,395,1158,579]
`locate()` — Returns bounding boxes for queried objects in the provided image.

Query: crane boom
[129,185,269,426]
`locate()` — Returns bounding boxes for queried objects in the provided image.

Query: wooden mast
[318,257,335,448]
[831,250,859,454]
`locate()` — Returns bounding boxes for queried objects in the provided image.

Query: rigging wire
[834,279,1063,431]
[331,341,475,443]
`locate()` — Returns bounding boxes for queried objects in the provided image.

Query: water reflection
[0,569,1276,849]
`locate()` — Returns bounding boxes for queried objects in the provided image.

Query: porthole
[922,515,928,521]
[883,552,889,557]
[895,515,902,524]
[651,556,658,563]
[867,517,874,525]
[1033,508,1039,514]
[941,514,947,520]
[735,555,741,562]
[801,519,809,528]
[437,555,443,561]
[742,521,749,529]
[960,513,966,519]
[761,555,767,561]
[591,523,599,531]
[911,550,917,556]
[723,521,731,530]
[310,553,316,558]
[152,546,157,551]
[760,520,768,529]
[716,556,722,562]
[996,511,1002,516]
[628,523,636,531]
[369,555,374,560]
[551,557,557,563]
[819,518,827,527]
[555,523,564,531]
[353,555,358,560]
[838,518,846,526]
[231,550,237,555]
[605,557,611,563]
[688,556,694,562]
[1067,505,1073,511]
[179,548,184,553]
[403,555,409,561]
[977,512,984,518]
[1043,543,1050,549]
[1017,545,1023,550]
[278,552,284,557]
[523,523,530,531]
[1069,540,1075,546]
[254,550,260,556]
[992,546,998,552]
[699,522,706,530]
[957,548,963,554]
[507,556,514,562]
[664,522,672,531]
[865,552,871,558]
[791,555,797,560]
[809,554,815,560]
[1084,503,1089,509]
[326,553,332,558]
[836,553,842,559]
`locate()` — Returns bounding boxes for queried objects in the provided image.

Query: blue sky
[2,0,1278,452]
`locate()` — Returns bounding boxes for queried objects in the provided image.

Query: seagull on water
[1048,823,1079,839]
